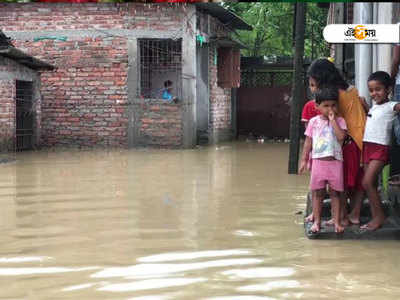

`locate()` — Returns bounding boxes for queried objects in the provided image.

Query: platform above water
[304,216,400,240]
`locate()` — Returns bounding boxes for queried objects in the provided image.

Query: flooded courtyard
[0,142,399,299]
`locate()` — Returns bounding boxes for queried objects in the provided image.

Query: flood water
[0,141,399,299]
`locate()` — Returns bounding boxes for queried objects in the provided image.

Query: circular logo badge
[354,25,366,40]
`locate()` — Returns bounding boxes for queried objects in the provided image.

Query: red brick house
[0,31,53,152]
[0,2,251,149]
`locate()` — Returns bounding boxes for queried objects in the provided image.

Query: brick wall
[0,3,183,32]
[207,16,234,143]
[1,3,236,148]
[24,37,129,147]
[137,100,182,147]
[209,46,232,143]
[0,3,185,148]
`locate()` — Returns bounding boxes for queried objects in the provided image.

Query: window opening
[139,39,182,100]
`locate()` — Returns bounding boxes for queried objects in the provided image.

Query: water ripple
[137,249,251,263]
[98,277,207,292]
[91,259,263,279]
[221,267,295,279]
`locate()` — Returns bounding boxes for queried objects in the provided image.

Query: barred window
[139,39,182,100]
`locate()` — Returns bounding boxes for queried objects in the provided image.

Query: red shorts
[362,142,390,165]
[343,140,363,191]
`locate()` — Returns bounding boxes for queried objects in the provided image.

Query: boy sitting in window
[162,80,178,103]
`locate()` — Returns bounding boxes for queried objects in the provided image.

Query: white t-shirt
[363,101,398,145]
[305,115,347,161]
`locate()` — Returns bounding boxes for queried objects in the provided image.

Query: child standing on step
[306,59,367,226]
[299,86,347,233]
[361,71,400,230]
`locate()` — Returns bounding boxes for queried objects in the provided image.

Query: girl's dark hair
[315,86,339,105]
[367,71,393,89]
[307,58,349,90]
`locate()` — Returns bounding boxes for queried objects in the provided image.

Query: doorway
[16,80,34,151]
[196,45,209,144]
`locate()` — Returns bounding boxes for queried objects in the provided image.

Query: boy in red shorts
[361,71,400,230]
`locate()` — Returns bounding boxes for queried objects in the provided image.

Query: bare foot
[305,213,314,223]
[335,223,345,233]
[341,217,350,227]
[347,213,360,225]
[360,217,385,231]
[325,218,334,226]
[310,222,320,233]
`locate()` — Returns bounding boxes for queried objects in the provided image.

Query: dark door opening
[16,80,34,151]
[196,45,209,144]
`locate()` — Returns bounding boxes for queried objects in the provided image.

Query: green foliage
[304,3,330,60]
[224,2,329,60]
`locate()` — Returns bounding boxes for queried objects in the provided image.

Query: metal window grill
[139,39,182,99]
[16,80,34,151]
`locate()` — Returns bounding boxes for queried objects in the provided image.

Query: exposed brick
[0,2,233,148]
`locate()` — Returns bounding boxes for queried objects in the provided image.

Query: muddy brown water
[0,142,399,299]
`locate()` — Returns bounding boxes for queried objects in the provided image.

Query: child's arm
[359,96,369,113]
[302,121,309,131]
[329,111,346,142]
[299,136,312,174]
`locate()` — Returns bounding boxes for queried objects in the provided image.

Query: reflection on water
[91,258,263,279]
[0,142,399,299]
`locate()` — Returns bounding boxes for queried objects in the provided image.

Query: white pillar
[372,2,378,73]
[354,2,372,104]
[377,2,392,73]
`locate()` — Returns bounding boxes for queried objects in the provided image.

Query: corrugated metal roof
[195,3,252,31]
[0,31,13,48]
[0,30,54,70]
[0,47,54,70]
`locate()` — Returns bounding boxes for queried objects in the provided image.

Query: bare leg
[310,189,325,233]
[340,192,350,226]
[325,188,347,226]
[360,160,386,231]
[330,189,344,233]
[348,189,364,225]
[305,190,316,223]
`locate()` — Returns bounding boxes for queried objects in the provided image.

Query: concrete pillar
[376,3,392,73]
[32,73,41,149]
[354,2,372,104]
[127,38,139,148]
[333,3,344,73]
[182,6,197,148]
[372,2,378,73]
[231,87,237,139]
